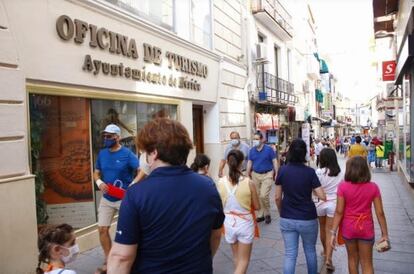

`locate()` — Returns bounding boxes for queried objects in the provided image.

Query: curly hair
[36,224,74,274]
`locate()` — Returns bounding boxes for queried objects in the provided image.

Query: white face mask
[139,152,152,175]
[60,243,79,264]
[253,140,260,147]
[230,139,240,147]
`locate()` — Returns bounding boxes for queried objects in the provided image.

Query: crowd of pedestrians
[36,122,391,274]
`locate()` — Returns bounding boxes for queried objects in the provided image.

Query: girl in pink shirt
[330,156,390,274]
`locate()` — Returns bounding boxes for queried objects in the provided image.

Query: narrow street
[69,157,414,274]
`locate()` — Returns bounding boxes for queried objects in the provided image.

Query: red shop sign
[382,61,396,81]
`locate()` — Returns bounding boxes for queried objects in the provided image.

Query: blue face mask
[104,138,116,148]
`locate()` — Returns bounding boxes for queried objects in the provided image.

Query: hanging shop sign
[55,15,208,91]
[382,60,396,81]
[255,113,273,131]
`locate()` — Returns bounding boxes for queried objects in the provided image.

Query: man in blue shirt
[93,124,140,267]
[218,131,250,177]
[246,132,278,224]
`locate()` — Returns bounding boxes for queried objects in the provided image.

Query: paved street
[69,157,414,274]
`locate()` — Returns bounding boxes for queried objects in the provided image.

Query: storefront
[0,1,220,271]
[394,5,414,185]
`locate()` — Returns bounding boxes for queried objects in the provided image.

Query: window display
[30,93,178,229]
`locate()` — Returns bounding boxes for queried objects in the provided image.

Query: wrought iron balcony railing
[254,72,297,106]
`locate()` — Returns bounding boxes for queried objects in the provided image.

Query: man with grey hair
[218,131,250,178]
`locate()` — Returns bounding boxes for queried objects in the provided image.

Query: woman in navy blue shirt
[107,118,224,274]
[275,139,326,274]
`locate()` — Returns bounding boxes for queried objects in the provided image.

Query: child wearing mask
[36,224,79,274]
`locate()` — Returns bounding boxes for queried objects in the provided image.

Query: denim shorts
[342,235,375,244]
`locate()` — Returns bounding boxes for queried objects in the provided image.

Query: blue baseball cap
[103,124,121,135]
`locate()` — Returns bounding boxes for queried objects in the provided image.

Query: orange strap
[221,210,260,238]
[351,213,369,231]
[250,208,260,238]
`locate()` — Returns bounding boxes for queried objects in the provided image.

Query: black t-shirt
[276,163,321,220]
[115,166,225,274]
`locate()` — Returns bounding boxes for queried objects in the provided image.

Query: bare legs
[98,226,112,262]
[231,242,253,274]
[345,240,374,274]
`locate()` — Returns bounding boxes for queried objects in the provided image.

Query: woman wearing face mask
[190,154,211,176]
[36,224,79,274]
[107,118,225,274]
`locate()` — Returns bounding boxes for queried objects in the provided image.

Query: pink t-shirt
[337,181,381,240]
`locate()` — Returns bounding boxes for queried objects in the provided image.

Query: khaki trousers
[252,171,274,217]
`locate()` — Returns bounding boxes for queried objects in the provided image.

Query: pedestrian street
[69,157,414,274]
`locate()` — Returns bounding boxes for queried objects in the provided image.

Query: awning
[315,89,324,103]
[320,59,329,74]
[312,116,328,123]
[313,53,329,74]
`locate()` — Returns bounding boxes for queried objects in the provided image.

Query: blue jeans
[280,218,318,274]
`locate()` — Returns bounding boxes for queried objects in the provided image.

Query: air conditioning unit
[256,43,268,62]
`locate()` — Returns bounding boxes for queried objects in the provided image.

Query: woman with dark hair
[315,148,342,271]
[107,118,225,274]
[190,153,211,176]
[216,149,260,274]
[275,139,326,274]
[331,156,390,274]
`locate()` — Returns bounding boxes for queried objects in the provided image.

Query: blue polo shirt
[115,166,225,274]
[275,163,321,220]
[95,146,139,202]
[249,144,276,173]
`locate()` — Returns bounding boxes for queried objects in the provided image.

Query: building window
[287,49,291,81]
[174,0,212,49]
[30,93,177,229]
[274,46,279,77]
[105,0,173,30]
[104,0,212,49]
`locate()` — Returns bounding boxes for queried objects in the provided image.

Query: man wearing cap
[93,124,140,268]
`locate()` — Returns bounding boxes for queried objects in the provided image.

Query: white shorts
[316,200,336,218]
[224,213,254,244]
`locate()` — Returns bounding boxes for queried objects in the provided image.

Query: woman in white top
[315,148,342,271]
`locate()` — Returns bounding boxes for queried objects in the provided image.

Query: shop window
[30,94,177,229]
[30,95,94,229]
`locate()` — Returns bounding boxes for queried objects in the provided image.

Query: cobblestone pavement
[69,156,414,274]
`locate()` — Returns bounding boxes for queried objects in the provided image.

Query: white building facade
[0,0,251,272]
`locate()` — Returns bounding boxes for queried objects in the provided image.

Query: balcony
[251,0,293,40]
[253,72,297,106]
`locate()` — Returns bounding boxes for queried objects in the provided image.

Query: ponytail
[36,224,74,273]
[227,149,244,184]
[191,154,211,172]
